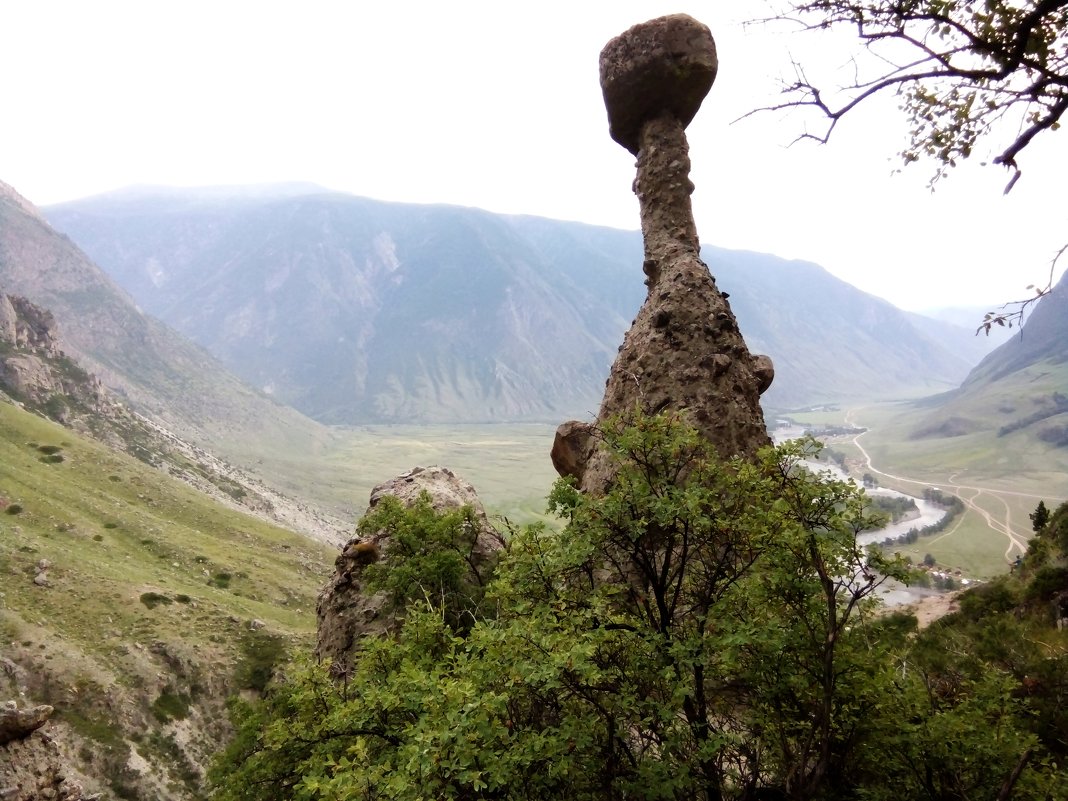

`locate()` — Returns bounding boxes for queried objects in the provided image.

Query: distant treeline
[865,495,917,526]
[812,447,848,470]
[880,488,965,546]
[804,425,867,438]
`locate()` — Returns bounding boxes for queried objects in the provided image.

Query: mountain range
[909,266,1068,456]
[2,176,1064,801]
[0,180,332,458]
[44,185,988,424]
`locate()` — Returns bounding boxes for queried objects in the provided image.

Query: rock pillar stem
[635,114,699,274]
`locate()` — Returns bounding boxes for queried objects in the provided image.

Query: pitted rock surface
[557,15,771,494]
[0,702,94,800]
[315,466,499,672]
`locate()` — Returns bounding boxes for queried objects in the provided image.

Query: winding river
[773,422,951,606]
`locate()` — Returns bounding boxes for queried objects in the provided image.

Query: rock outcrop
[0,702,94,800]
[316,466,501,672]
[555,14,772,493]
[0,292,108,421]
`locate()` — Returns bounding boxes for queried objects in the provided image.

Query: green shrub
[5,504,23,515]
[151,689,191,723]
[36,444,63,455]
[1026,566,1068,602]
[958,578,1018,619]
[140,592,173,610]
[234,631,287,693]
[209,572,232,589]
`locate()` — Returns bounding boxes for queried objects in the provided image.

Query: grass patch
[231,422,561,528]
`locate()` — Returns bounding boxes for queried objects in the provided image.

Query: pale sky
[1,1,1064,312]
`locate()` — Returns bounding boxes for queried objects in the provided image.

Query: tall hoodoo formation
[554,14,773,493]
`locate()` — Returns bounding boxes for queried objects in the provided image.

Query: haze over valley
[1,4,1066,795]
[2,164,1065,797]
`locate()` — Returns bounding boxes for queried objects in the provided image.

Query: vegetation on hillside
[210,412,1068,801]
[0,400,334,799]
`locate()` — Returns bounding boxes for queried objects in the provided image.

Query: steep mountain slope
[0,291,347,541]
[963,267,1068,389]
[927,266,1068,455]
[856,269,1068,484]
[0,180,334,459]
[47,186,977,422]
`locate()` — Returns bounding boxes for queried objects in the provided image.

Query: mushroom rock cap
[599,14,718,155]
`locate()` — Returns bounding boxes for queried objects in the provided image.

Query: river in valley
[772,422,952,606]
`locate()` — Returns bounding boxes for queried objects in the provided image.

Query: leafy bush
[5,504,23,515]
[1025,566,1068,603]
[958,578,1018,619]
[139,592,173,610]
[209,572,232,589]
[210,415,1068,801]
[234,630,287,693]
[359,492,499,632]
[151,689,191,722]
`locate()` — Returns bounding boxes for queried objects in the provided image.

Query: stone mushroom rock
[562,15,771,495]
[315,466,500,673]
[600,14,719,156]
[551,420,595,485]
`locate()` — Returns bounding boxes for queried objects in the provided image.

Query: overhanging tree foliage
[755,0,1067,327]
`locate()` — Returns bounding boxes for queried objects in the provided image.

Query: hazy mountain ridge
[47,187,979,422]
[924,267,1068,452]
[0,184,334,459]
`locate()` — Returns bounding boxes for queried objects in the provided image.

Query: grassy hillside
[0,400,335,799]
[870,359,1068,486]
